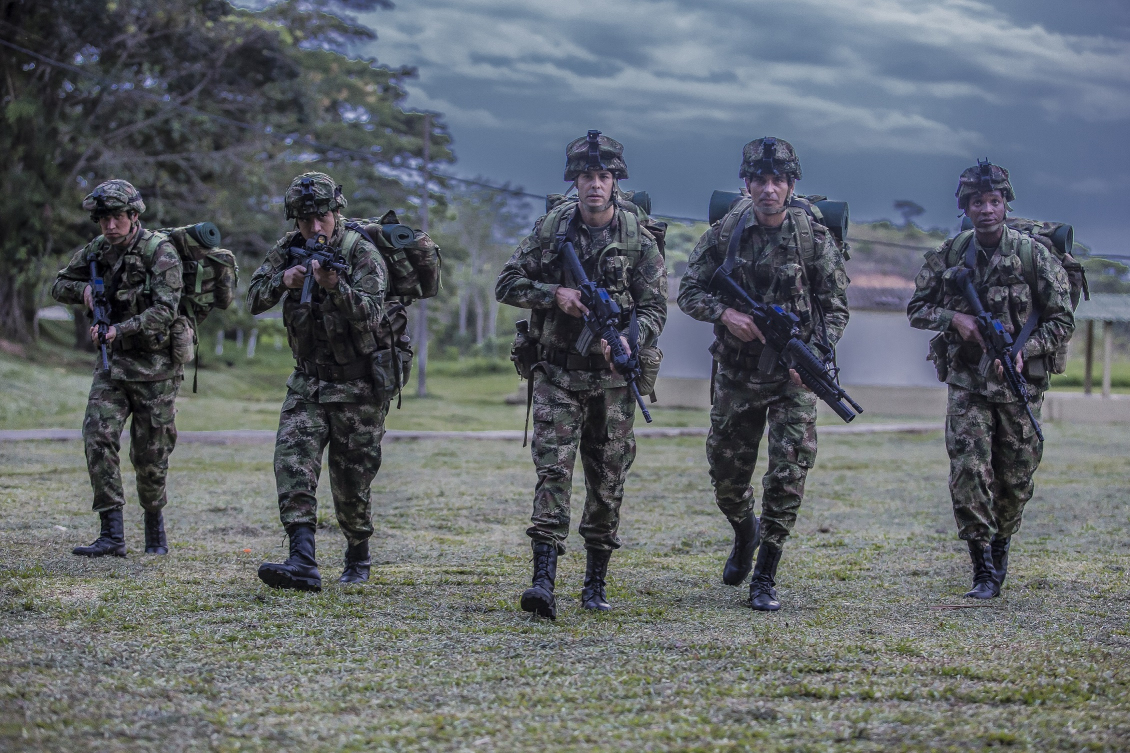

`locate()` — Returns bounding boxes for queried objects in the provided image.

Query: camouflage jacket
[247,223,388,403]
[677,209,849,382]
[907,226,1075,400]
[52,228,183,382]
[495,204,667,391]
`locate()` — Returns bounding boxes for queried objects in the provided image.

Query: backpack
[345,211,441,301]
[542,191,667,258]
[709,190,850,258]
[155,223,239,391]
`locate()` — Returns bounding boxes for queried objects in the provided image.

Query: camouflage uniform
[247,201,390,549]
[51,183,183,517]
[907,224,1074,544]
[496,201,667,553]
[677,191,849,550]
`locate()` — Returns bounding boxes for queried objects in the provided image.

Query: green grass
[1049,358,1130,391]
[1,422,1128,750]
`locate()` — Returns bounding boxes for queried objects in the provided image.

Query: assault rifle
[709,267,863,423]
[288,233,349,305]
[88,258,111,371]
[951,268,1044,441]
[559,241,653,423]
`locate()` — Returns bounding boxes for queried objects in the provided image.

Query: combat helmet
[564,130,629,181]
[739,137,802,181]
[82,179,146,220]
[284,172,347,219]
[956,159,1015,209]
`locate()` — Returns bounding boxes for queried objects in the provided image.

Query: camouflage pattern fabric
[274,392,389,545]
[946,386,1044,542]
[739,136,802,180]
[52,229,185,382]
[284,171,347,219]
[563,132,628,181]
[495,205,667,393]
[678,204,848,549]
[907,226,1074,398]
[81,369,180,513]
[528,371,636,553]
[82,179,146,217]
[707,367,817,549]
[955,161,1015,207]
[247,221,388,404]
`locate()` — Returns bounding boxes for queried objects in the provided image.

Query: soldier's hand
[283,265,307,290]
[951,312,984,348]
[90,325,117,346]
[310,259,339,291]
[994,352,1023,379]
[601,335,632,374]
[788,369,807,389]
[83,284,93,311]
[720,307,766,344]
[555,287,589,318]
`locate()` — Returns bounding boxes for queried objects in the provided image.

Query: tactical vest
[527,201,651,355]
[927,229,1063,377]
[282,229,402,382]
[85,229,173,354]
[710,197,826,370]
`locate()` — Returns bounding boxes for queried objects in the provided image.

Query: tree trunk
[487,297,500,341]
[0,273,33,344]
[473,287,485,345]
[457,262,469,337]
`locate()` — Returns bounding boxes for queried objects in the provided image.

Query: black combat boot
[520,541,558,620]
[749,540,782,612]
[580,548,612,611]
[257,524,322,592]
[964,540,1000,599]
[339,540,371,584]
[72,509,126,558]
[722,514,761,586]
[991,537,1011,587]
[143,511,169,555]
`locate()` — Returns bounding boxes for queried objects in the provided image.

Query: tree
[893,199,926,228]
[0,0,451,341]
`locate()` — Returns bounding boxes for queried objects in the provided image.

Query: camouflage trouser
[274,390,389,546]
[706,368,818,549]
[946,386,1044,543]
[528,371,637,553]
[82,369,180,513]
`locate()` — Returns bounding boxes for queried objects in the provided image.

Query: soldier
[677,138,849,612]
[51,180,184,557]
[247,172,391,592]
[495,132,667,619]
[907,162,1074,598]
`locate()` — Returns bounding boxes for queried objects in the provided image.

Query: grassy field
[1,420,1128,751]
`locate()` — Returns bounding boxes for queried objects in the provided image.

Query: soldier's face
[297,210,336,241]
[965,191,1006,231]
[576,170,615,212]
[746,174,792,215]
[99,211,135,244]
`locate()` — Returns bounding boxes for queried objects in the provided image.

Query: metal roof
[1075,293,1130,322]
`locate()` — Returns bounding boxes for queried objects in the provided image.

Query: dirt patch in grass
[1,425,1128,751]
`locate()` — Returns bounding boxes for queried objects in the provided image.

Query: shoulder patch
[924,249,946,274]
[833,268,849,290]
[915,267,934,289]
[360,276,384,295]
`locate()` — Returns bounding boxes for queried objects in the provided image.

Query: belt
[298,358,370,382]
[540,346,610,372]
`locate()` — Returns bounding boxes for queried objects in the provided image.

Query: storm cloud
[364,0,1130,250]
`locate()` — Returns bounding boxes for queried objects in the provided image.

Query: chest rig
[85,229,168,353]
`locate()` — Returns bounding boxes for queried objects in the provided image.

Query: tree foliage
[0,0,451,340]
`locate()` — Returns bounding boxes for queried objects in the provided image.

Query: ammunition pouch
[636,346,663,396]
[369,347,412,396]
[284,300,317,360]
[510,320,538,380]
[170,316,196,365]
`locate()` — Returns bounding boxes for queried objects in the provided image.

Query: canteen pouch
[636,345,663,397]
[170,316,196,365]
[511,319,538,380]
[370,349,400,395]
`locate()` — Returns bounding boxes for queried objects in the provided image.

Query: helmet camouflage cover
[564,130,629,181]
[739,137,802,181]
[956,160,1015,208]
[82,179,146,219]
[284,171,347,219]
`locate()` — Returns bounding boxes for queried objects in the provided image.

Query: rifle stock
[708,267,862,423]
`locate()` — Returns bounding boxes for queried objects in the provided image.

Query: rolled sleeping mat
[186,222,222,249]
[380,223,416,250]
[812,200,849,244]
[709,190,743,225]
[624,190,651,216]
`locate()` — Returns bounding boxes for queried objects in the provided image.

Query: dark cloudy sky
[360,0,1130,253]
